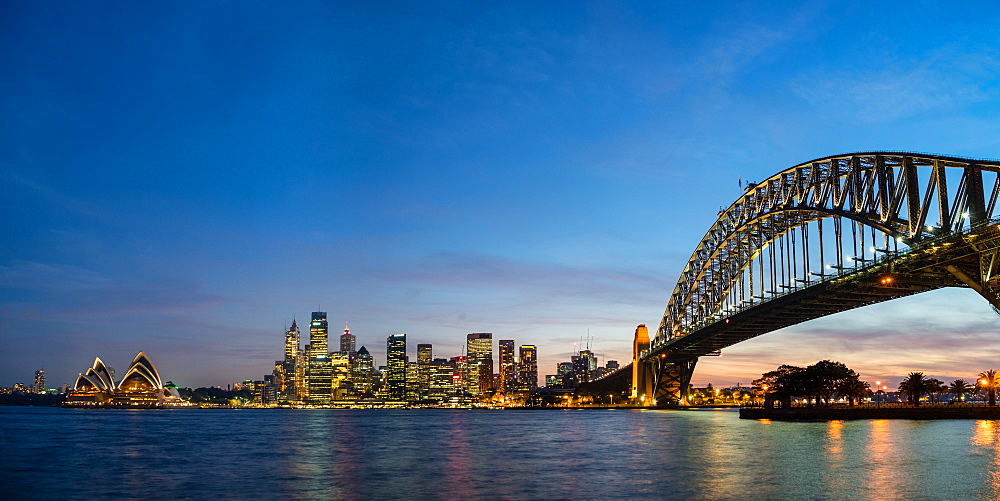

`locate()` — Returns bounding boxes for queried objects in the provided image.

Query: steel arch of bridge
[657,152,1000,344]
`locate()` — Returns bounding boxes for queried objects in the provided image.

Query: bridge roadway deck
[644,225,996,363]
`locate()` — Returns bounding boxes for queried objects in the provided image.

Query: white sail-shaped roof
[119,352,163,390]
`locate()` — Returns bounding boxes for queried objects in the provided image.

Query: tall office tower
[340,324,356,356]
[518,345,538,391]
[281,320,301,400]
[33,369,46,394]
[309,311,329,354]
[352,346,375,396]
[498,340,516,392]
[330,353,352,400]
[450,355,467,395]
[417,344,432,399]
[386,334,407,400]
[300,343,311,400]
[557,361,577,388]
[307,312,332,404]
[417,344,432,364]
[572,350,597,384]
[406,361,421,402]
[466,333,494,396]
[428,358,454,401]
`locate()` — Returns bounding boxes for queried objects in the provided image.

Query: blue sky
[3,2,1000,389]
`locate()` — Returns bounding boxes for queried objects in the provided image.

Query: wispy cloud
[0,260,227,319]
[791,45,1000,122]
[0,169,111,220]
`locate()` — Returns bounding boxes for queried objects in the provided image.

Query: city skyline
[4,3,1000,390]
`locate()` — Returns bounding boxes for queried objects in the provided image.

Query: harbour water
[4,406,1000,499]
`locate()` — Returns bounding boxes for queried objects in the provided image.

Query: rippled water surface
[5,406,1000,499]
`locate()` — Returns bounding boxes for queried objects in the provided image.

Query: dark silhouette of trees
[898,373,930,406]
[837,378,871,406]
[949,379,972,402]
[978,370,1000,406]
[925,378,946,403]
[754,360,866,407]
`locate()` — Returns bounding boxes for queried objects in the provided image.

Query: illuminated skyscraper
[406,361,421,402]
[572,350,597,384]
[330,352,352,400]
[285,319,301,361]
[428,358,454,401]
[417,343,432,399]
[279,320,301,400]
[518,345,537,391]
[307,311,332,404]
[309,311,329,354]
[498,340,516,392]
[386,334,407,401]
[451,355,467,396]
[466,333,493,396]
[33,369,46,394]
[351,346,374,396]
[340,324,356,356]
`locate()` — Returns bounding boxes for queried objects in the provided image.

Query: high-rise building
[279,320,301,400]
[518,345,537,391]
[285,319,301,362]
[352,346,375,396]
[406,361,421,402]
[330,352,352,400]
[340,323,356,356]
[33,369,46,394]
[386,334,407,400]
[450,355,467,396]
[309,311,329,354]
[428,358,454,401]
[572,350,597,384]
[498,340,516,392]
[557,361,576,388]
[307,311,332,404]
[417,344,432,399]
[417,344,432,364]
[466,333,494,396]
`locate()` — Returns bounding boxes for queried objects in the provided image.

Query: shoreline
[740,405,1000,421]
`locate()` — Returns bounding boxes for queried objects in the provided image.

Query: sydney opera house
[65,352,185,408]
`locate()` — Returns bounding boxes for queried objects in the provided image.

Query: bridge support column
[652,357,698,407]
[632,357,653,406]
[630,325,652,406]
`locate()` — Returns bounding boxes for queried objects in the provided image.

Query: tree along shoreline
[741,404,1000,421]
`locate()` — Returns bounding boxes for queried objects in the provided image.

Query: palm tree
[837,377,870,406]
[898,372,928,406]
[949,379,972,402]
[978,370,1000,406]
[925,378,946,403]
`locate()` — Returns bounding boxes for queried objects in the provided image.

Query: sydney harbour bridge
[608,152,1000,406]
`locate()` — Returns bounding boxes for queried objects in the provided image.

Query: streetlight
[875,381,881,406]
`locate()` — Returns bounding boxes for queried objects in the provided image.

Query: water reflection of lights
[866,420,898,499]
[972,420,1000,496]
[825,420,843,455]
